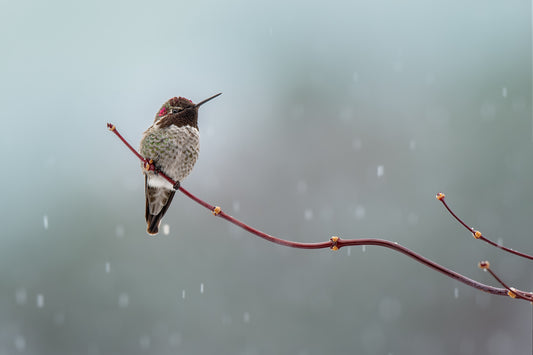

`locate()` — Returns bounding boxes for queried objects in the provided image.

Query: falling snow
[304,208,313,221]
[354,205,366,220]
[118,293,129,308]
[200,283,204,294]
[105,262,111,273]
[36,294,44,308]
[377,165,384,178]
[454,287,459,299]
[502,87,507,97]
[115,225,125,238]
[163,224,170,235]
[243,312,251,323]
[181,290,186,299]
[43,215,48,230]
[14,335,26,351]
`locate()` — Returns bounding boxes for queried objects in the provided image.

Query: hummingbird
[139,93,222,235]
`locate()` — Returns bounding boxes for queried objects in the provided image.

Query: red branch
[478,261,533,301]
[436,193,533,260]
[107,123,531,301]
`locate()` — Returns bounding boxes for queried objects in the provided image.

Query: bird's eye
[171,107,182,114]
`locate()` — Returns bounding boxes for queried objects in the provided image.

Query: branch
[478,261,533,301]
[107,123,530,302]
[436,193,533,260]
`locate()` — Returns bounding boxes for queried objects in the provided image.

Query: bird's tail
[144,176,176,235]
[146,215,162,235]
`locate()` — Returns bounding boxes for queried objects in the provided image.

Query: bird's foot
[144,159,163,175]
[143,159,154,172]
[173,181,181,191]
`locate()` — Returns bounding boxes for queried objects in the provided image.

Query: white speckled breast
[140,124,200,190]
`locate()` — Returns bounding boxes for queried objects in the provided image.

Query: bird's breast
[140,125,200,186]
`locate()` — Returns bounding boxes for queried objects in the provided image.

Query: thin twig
[436,193,533,260]
[478,261,533,302]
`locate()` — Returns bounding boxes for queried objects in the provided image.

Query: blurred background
[1,0,532,354]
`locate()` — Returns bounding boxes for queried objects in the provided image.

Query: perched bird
[139,93,221,235]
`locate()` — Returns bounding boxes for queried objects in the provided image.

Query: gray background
[1,0,532,354]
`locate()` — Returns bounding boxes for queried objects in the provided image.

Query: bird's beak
[195,93,222,108]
